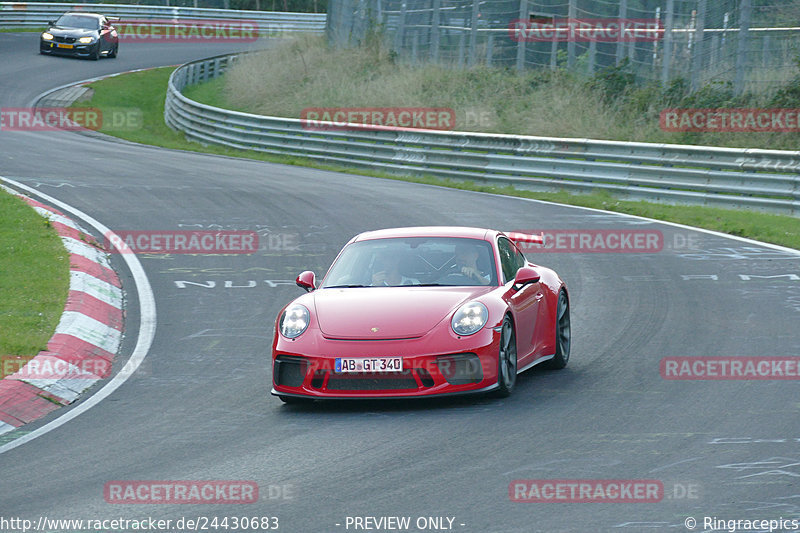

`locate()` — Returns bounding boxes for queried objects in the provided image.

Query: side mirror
[513,266,540,289]
[296,271,316,292]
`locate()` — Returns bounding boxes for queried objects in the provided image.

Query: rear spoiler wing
[507,231,544,247]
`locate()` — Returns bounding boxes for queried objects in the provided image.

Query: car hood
[47,27,97,37]
[311,286,492,340]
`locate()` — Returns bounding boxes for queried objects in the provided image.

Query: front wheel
[108,44,117,58]
[89,43,100,60]
[494,315,517,397]
[544,290,570,369]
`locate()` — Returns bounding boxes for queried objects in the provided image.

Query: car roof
[352,226,499,243]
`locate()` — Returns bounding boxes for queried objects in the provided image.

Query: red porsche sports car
[271,227,570,402]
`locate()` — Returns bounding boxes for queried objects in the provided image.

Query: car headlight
[78,36,94,44]
[42,33,53,40]
[280,304,310,339]
[451,302,488,336]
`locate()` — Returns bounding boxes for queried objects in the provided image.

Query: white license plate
[335,357,403,373]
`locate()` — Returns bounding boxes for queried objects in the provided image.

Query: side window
[498,237,527,283]
[498,238,517,283]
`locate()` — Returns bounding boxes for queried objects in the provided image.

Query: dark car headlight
[280,304,310,339]
[451,302,488,336]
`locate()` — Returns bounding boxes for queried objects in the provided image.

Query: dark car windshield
[55,14,100,30]
[320,237,498,288]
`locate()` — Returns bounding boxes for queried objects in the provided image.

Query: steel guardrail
[163,53,800,216]
[0,2,325,32]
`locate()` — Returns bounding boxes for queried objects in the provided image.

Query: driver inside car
[452,242,491,285]
[370,253,420,286]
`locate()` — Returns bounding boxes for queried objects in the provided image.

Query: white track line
[0,177,157,455]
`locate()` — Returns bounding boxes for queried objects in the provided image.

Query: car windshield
[55,14,100,30]
[320,237,498,288]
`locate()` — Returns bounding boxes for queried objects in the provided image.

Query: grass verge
[76,66,800,251]
[0,191,70,358]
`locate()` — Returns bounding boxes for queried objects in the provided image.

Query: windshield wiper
[323,284,368,289]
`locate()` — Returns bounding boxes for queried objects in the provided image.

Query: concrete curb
[0,192,124,435]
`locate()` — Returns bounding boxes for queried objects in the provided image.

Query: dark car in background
[40,12,118,60]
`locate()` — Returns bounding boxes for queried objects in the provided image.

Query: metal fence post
[468,0,479,66]
[660,0,674,87]
[486,33,494,65]
[395,0,406,51]
[615,0,627,64]
[691,0,706,90]
[516,0,526,72]
[734,0,751,95]
[567,0,575,68]
[430,0,440,61]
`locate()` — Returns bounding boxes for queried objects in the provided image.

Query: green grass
[0,27,47,33]
[197,35,800,151]
[0,192,70,356]
[76,66,800,251]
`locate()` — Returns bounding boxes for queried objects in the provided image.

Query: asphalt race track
[1,30,800,533]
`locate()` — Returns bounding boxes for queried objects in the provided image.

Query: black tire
[544,290,571,369]
[108,44,117,58]
[494,315,517,397]
[90,43,100,60]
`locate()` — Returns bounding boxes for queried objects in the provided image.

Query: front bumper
[40,41,96,56]
[271,327,502,399]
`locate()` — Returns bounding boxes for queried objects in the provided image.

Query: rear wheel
[544,290,570,369]
[494,315,517,397]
